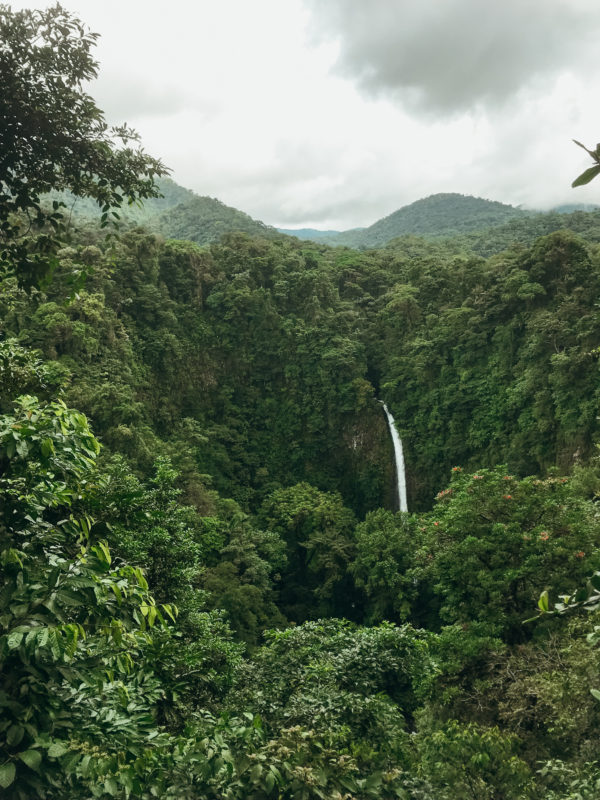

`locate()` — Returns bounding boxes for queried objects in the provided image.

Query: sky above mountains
[10,0,600,229]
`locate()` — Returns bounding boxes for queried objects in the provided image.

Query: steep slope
[46,177,195,223]
[48,178,284,245]
[156,194,282,245]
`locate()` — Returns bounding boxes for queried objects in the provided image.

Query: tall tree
[0,3,167,288]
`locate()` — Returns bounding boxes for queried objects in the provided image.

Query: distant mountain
[47,177,195,223]
[47,178,283,245]
[552,202,600,214]
[278,194,531,249]
[157,194,281,245]
[443,208,600,257]
[278,227,344,242]
[333,193,531,248]
[54,183,555,251]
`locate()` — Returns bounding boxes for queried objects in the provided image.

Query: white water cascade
[380,402,408,513]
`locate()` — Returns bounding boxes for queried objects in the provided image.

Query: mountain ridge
[280,193,532,248]
[52,180,600,251]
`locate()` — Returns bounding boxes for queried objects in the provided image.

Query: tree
[259,483,357,620]
[0,3,167,288]
[419,466,600,640]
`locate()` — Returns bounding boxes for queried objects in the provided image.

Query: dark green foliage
[0,339,68,411]
[0,4,166,288]
[414,716,535,799]
[437,208,600,257]
[0,393,176,798]
[259,483,357,620]
[351,509,421,623]
[377,230,600,506]
[228,619,436,797]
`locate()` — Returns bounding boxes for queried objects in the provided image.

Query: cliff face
[338,400,398,517]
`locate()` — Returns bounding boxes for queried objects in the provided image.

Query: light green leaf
[0,762,16,788]
[7,631,23,650]
[48,742,69,758]
[538,590,549,613]
[19,749,42,770]
[98,541,111,566]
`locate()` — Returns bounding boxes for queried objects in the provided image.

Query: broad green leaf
[48,742,69,758]
[19,749,42,770]
[110,583,122,604]
[6,725,25,747]
[591,688,600,701]
[98,542,111,566]
[264,770,276,793]
[7,631,23,650]
[0,762,16,788]
[537,590,549,613]
[41,438,54,457]
[572,164,600,187]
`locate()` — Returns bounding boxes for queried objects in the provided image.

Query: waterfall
[380,401,408,513]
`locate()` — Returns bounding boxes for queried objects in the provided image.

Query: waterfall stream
[380,402,408,513]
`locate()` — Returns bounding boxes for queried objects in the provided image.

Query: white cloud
[7,0,600,228]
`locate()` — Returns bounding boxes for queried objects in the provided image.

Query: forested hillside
[3,5,600,800]
[334,193,531,248]
[49,178,281,244]
[279,193,531,248]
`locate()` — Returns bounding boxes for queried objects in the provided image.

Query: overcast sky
[11,0,600,229]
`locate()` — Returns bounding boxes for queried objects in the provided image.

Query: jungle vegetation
[2,4,600,799]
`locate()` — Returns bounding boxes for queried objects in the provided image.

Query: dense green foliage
[3,5,600,797]
[0,3,166,289]
[3,209,600,797]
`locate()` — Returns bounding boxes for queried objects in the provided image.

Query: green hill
[46,176,195,224]
[156,194,282,245]
[277,193,531,249]
[47,178,282,245]
[432,208,600,258]
[334,192,531,248]
[277,227,346,242]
